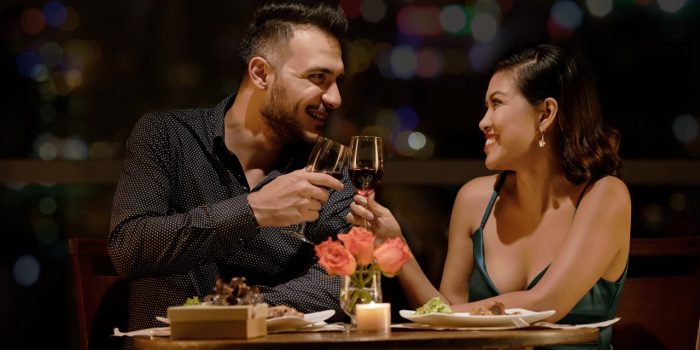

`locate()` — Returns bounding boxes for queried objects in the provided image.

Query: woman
[348,44,630,350]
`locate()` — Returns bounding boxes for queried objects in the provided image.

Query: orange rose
[315,237,357,276]
[373,237,412,276]
[338,227,375,266]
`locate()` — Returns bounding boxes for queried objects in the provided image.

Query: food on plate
[415,297,454,315]
[470,301,506,315]
[267,305,304,318]
[203,276,264,306]
[196,276,304,319]
[183,296,202,305]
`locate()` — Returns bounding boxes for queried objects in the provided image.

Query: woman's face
[479,70,542,171]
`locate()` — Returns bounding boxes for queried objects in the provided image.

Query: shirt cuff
[205,194,259,250]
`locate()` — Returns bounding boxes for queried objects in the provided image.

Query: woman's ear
[539,97,558,132]
[248,56,273,90]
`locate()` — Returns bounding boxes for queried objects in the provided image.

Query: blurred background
[1,0,699,349]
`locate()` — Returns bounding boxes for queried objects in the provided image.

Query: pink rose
[338,227,375,266]
[373,237,412,276]
[315,237,357,276]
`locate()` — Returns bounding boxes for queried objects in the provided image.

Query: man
[109,2,352,346]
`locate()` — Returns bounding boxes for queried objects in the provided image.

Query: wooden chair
[612,236,700,350]
[69,238,128,350]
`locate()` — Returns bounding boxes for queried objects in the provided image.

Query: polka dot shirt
[109,94,354,349]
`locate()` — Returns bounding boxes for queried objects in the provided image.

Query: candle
[356,302,391,333]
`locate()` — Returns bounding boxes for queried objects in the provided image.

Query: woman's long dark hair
[494,44,621,184]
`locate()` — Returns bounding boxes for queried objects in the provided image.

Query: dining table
[134,326,599,350]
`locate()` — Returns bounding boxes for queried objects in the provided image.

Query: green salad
[183,296,202,306]
[415,297,453,315]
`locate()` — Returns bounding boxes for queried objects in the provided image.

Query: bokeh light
[415,48,444,79]
[361,0,387,23]
[13,255,40,287]
[408,131,427,150]
[376,108,400,131]
[59,7,80,31]
[474,0,502,18]
[672,114,699,143]
[31,64,49,82]
[34,132,60,160]
[439,5,467,34]
[20,8,46,35]
[551,1,584,31]
[63,135,89,160]
[43,1,67,27]
[394,131,414,156]
[642,203,664,230]
[40,42,64,68]
[39,196,58,215]
[396,6,442,37]
[586,0,614,17]
[469,43,498,73]
[657,0,687,13]
[471,12,498,43]
[346,39,373,76]
[64,39,102,69]
[389,45,417,80]
[16,51,41,78]
[395,106,420,132]
[668,193,686,211]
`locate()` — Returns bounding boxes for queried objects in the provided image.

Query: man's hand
[247,169,343,227]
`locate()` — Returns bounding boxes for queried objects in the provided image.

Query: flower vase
[339,269,382,328]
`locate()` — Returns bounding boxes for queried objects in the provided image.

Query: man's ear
[539,97,558,132]
[248,56,273,90]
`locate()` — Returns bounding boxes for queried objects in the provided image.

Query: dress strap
[478,172,509,229]
[575,178,596,209]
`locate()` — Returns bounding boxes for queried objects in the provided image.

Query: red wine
[320,171,343,180]
[349,168,383,196]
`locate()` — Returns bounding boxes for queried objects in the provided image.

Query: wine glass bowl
[348,136,384,198]
[306,139,348,180]
[279,137,348,244]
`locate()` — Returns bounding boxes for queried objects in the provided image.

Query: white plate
[267,310,335,331]
[399,308,555,328]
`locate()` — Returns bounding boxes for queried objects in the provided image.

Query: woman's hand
[346,194,402,239]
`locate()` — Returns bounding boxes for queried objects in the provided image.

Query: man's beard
[260,80,308,145]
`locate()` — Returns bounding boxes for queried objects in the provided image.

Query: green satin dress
[468,173,626,350]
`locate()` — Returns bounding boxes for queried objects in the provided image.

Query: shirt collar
[205,93,313,173]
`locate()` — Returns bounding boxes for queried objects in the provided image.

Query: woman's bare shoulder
[586,176,631,205]
[454,174,501,207]
[448,174,501,238]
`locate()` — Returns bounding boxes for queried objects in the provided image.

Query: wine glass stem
[361,194,370,229]
[296,222,307,235]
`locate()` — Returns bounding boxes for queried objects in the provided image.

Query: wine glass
[348,136,384,227]
[279,137,348,244]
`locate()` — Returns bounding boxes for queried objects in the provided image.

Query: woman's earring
[538,130,546,148]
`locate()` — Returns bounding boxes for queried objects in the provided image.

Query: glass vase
[339,269,382,329]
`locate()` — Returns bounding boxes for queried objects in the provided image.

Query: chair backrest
[613,236,700,350]
[69,238,128,350]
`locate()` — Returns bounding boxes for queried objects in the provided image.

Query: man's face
[260,26,345,144]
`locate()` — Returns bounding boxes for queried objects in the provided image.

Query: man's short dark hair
[239,1,348,66]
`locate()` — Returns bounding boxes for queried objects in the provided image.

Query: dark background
[1,0,699,349]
